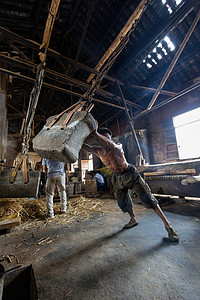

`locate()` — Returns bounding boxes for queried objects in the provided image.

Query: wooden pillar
[0,71,7,165]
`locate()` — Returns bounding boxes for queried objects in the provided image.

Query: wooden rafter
[0,54,144,110]
[0,67,126,111]
[0,26,175,98]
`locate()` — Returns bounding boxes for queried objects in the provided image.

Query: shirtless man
[82,127,179,242]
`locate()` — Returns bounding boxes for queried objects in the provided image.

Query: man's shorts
[112,165,158,212]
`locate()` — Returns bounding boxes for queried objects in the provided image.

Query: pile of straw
[0,196,108,225]
[54,195,107,225]
[0,199,23,220]
[21,199,47,221]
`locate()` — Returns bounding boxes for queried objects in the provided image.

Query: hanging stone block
[33,111,96,163]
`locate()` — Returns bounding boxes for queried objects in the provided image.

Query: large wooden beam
[132,79,200,121]
[0,54,143,109]
[0,26,175,97]
[0,67,126,110]
[137,159,200,175]
[86,0,148,83]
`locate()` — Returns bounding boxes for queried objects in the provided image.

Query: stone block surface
[33,111,96,163]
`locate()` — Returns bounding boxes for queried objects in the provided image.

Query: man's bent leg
[134,176,179,241]
[153,205,179,241]
[115,188,138,229]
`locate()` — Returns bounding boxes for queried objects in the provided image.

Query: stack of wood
[137,159,200,198]
[85,179,97,197]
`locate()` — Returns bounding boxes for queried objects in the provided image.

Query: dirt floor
[0,195,200,300]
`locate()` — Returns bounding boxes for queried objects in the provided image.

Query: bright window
[161,0,183,14]
[174,0,182,5]
[143,36,175,69]
[173,107,200,159]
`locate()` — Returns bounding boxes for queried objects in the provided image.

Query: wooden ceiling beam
[39,0,61,61]
[0,67,126,110]
[0,17,34,28]
[0,54,143,109]
[0,26,175,97]
[6,103,24,116]
[7,113,45,121]
[132,80,200,121]
[4,39,32,62]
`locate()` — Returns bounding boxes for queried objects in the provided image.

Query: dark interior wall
[4,137,20,167]
[3,89,200,167]
[109,119,150,165]
[144,91,200,164]
[108,90,200,165]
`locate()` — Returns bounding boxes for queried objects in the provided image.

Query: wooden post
[0,70,7,168]
[20,118,25,135]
